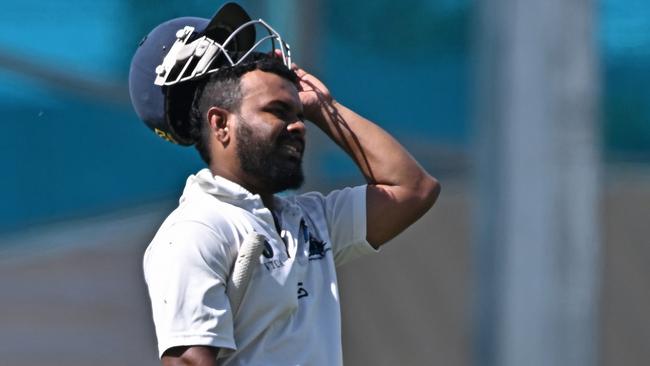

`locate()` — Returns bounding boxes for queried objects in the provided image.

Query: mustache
[276,134,305,152]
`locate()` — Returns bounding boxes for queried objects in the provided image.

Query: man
[129,3,439,365]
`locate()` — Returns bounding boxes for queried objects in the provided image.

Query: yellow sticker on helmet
[154,128,178,144]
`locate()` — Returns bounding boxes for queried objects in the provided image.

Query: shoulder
[291,185,367,208]
[155,199,231,244]
[290,185,367,217]
[144,198,243,279]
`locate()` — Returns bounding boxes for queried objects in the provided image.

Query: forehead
[239,70,300,108]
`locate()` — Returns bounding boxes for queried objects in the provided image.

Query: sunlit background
[1,0,648,365]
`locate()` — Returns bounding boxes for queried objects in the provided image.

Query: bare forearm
[309,100,440,247]
[296,64,440,247]
[309,100,429,189]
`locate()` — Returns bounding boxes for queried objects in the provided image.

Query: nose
[287,119,306,138]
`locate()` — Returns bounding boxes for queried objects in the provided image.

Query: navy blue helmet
[128,2,291,145]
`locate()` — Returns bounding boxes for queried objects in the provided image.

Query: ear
[206,106,231,144]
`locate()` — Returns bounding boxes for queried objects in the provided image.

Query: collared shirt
[143,169,376,365]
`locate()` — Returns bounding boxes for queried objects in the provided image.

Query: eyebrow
[266,100,293,110]
[265,99,303,115]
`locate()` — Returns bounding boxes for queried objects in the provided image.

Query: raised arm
[294,66,441,249]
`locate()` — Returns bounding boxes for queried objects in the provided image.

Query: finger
[293,65,307,77]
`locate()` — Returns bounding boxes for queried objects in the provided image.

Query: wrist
[305,98,337,127]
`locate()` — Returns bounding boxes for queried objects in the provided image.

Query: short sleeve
[143,221,237,358]
[299,185,378,267]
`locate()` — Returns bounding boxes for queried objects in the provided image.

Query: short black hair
[178,52,298,165]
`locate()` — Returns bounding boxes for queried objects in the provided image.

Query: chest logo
[301,219,330,261]
[308,236,330,260]
[262,240,274,259]
[261,239,287,271]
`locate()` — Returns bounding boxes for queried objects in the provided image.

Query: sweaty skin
[162,66,440,366]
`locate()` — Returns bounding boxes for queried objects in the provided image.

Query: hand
[271,50,333,123]
[291,63,333,123]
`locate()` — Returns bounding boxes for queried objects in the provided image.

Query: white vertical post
[473,0,601,365]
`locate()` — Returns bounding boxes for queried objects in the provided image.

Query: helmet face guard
[154,18,291,86]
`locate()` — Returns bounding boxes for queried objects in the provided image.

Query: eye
[266,106,289,119]
[271,108,287,118]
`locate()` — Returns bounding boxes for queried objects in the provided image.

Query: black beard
[235,116,304,193]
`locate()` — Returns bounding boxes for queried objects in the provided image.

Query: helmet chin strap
[154,19,291,87]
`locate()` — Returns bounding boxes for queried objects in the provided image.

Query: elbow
[417,173,441,211]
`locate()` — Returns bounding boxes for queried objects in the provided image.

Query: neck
[209,163,276,209]
[260,194,276,210]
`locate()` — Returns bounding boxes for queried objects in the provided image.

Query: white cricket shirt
[143,169,376,365]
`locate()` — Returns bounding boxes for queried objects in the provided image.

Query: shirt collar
[181,168,295,214]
